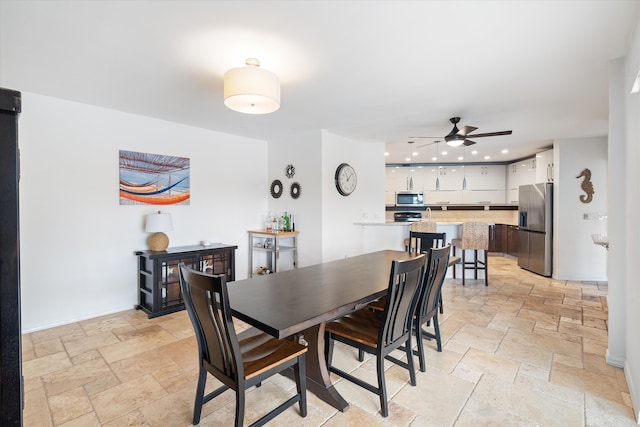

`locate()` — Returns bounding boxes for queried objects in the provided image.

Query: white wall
[267,130,324,269]
[321,131,386,262]
[608,16,640,423]
[553,137,608,281]
[19,92,268,332]
[622,17,640,423]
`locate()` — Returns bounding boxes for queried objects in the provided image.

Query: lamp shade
[224,58,280,114]
[145,212,173,233]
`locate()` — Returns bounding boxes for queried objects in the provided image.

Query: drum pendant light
[224,58,280,114]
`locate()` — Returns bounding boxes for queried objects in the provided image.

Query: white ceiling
[1,1,638,164]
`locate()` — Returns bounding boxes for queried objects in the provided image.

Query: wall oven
[395,191,424,207]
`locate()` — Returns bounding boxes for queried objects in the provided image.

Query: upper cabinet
[535,149,554,183]
[506,158,536,203]
[386,167,424,192]
[464,165,506,191]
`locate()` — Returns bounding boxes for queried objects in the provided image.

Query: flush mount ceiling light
[224,58,280,114]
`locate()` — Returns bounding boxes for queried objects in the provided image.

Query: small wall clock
[285,164,295,178]
[335,163,357,196]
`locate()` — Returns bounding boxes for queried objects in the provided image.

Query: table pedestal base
[283,323,349,412]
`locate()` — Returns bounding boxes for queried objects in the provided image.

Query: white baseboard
[606,348,625,368]
[624,359,640,424]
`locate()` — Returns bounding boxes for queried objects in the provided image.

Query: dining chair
[324,254,426,417]
[179,263,308,427]
[451,221,489,286]
[403,221,437,251]
[368,246,450,372]
[408,230,447,314]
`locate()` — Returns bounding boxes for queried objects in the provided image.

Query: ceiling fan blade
[465,130,512,138]
[416,141,438,149]
[458,126,478,136]
[463,139,477,146]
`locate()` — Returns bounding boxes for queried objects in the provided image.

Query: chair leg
[192,367,207,425]
[484,250,489,286]
[325,333,334,366]
[452,246,457,278]
[433,313,442,352]
[234,389,245,427]
[415,319,426,373]
[358,349,364,362]
[376,355,389,417]
[294,355,308,417]
[461,250,466,286]
[405,335,417,386]
[474,250,479,279]
[439,293,444,314]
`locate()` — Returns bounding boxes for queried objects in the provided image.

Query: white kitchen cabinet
[506,157,535,203]
[535,149,554,183]
[464,165,506,191]
[385,167,396,192]
[436,166,463,190]
[384,191,395,206]
[422,167,439,191]
[462,189,506,204]
[425,189,463,204]
[387,166,423,192]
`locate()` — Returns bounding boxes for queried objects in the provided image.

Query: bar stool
[451,222,489,286]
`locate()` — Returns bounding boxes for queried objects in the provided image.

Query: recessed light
[412,151,418,156]
[471,150,478,155]
[384,152,389,156]
[442,151,448,156]
[501,149,508,154]
[432,156,437,161]
[405,157,411,162]
[458,156,463,160]
[484,155,491,160]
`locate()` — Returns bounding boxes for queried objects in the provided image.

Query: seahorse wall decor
[576,168,594,203]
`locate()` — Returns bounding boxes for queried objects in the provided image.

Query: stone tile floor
[22,256,637,426]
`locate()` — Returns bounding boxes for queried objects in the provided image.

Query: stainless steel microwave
[396,191,424,207]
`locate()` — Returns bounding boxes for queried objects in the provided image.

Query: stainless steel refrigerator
[518,183,553,276]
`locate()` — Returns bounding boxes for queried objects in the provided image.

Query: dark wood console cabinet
[135,244,237,318]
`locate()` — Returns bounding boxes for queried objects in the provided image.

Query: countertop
[354,221,519,226]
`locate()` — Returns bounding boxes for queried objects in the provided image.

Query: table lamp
[145,211,173,251]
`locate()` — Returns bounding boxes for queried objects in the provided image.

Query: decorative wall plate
[270,179,283,198]
[285,164,296,178]
[290,182,301,199]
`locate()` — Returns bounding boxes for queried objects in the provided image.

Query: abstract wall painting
[119,150,190,205]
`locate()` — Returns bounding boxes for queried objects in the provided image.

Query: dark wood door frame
[0,87,23,426]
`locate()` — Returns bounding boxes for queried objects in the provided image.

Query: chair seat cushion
[325,308,383,348]
[238,328,307,380]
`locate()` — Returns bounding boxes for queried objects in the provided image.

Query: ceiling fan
[410,117,512,148]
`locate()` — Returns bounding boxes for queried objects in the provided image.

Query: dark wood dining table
[228,249,421,412]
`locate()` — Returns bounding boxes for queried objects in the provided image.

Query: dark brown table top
[228,250,420,338]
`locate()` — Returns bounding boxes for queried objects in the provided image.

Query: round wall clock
[285,164,296,178]
[335,163,357,196]
[270,179,283,198]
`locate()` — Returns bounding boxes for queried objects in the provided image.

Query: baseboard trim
[624,359,640,424]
